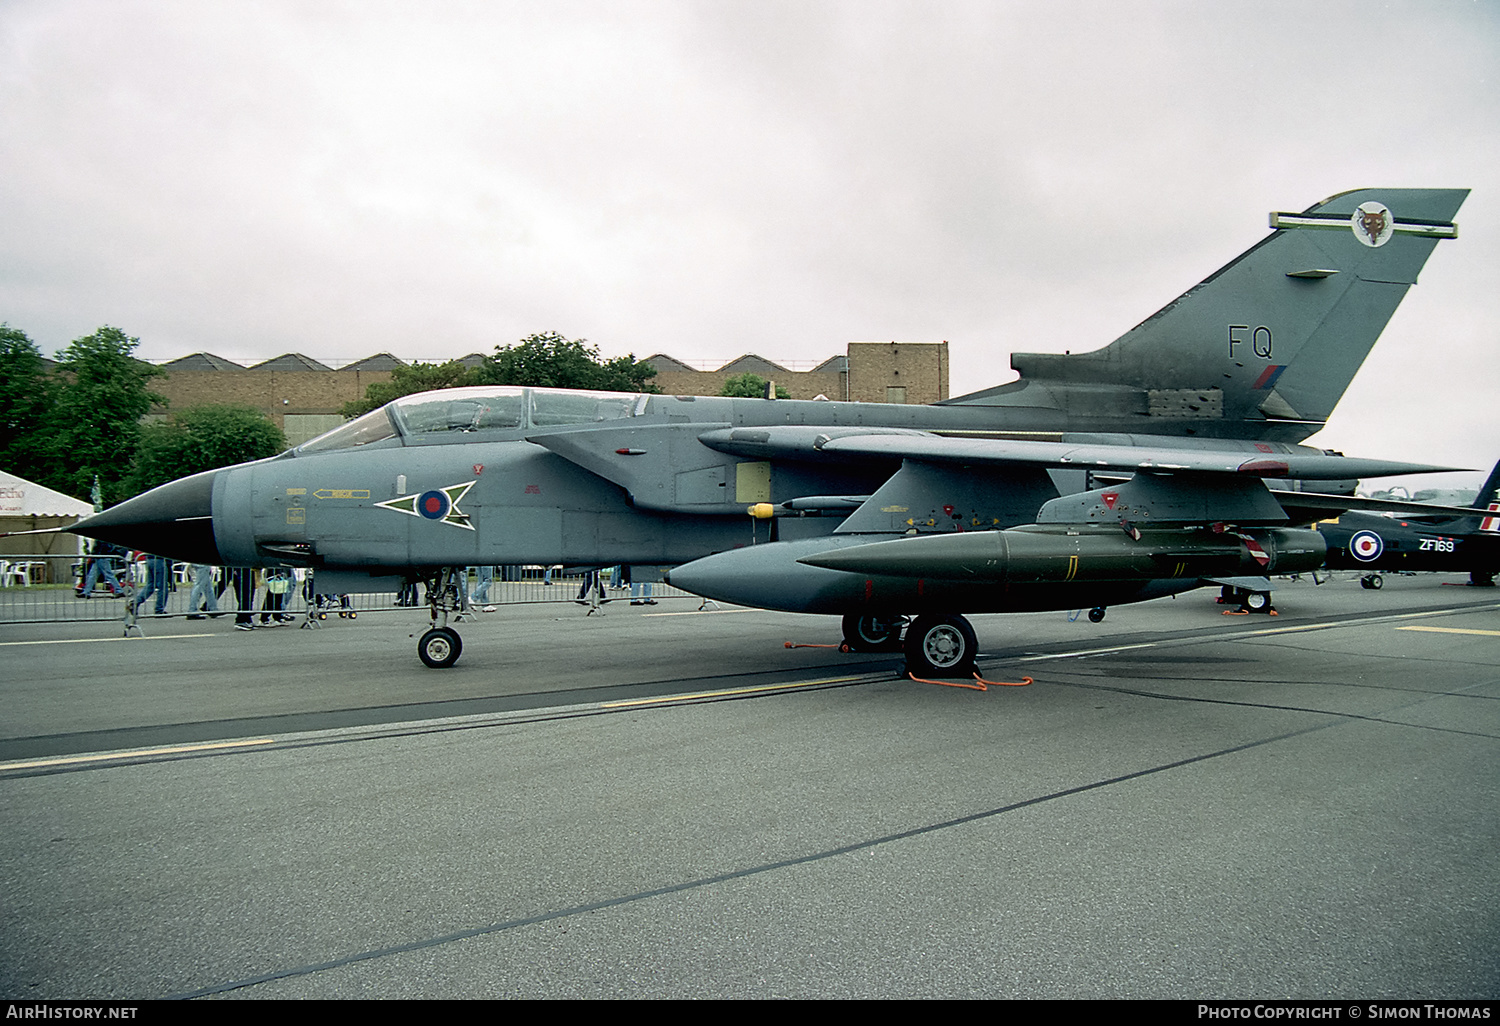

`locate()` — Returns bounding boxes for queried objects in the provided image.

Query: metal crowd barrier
[0,562,696,625]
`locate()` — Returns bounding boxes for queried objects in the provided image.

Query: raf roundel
[418,490,451,520]
[375,480,476,530]
[1349,529,1384,562]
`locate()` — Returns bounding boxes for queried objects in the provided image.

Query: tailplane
[946,188,1467,442]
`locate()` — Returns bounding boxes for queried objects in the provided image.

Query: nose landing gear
[416,567,467,668]
[418,625,462,668]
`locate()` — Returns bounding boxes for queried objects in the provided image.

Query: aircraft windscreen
[394,389,526,435]
[297,408,399,453]
[529,389,640,426]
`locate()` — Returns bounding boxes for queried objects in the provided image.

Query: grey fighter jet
[69,187,1467,670]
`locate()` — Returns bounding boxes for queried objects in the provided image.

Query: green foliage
[46,326,167,505]
[478,332,658,393]
[0,324,56,481]
[720,372,790,399]
[340,332,658,421]
[129,405,288,495]
[340,360,482,419]
[3,324,293,507]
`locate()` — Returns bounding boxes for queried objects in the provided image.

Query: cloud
[2,0,1496,480]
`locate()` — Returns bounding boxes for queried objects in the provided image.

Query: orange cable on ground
[780,640,1032,689]
[905,670,1033,691]
[974,670,1033,687]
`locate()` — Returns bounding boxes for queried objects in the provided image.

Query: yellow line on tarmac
[1397,626,1500,637]
[0,738,276,772]
[0,633,215,647]
[603,675,868,708]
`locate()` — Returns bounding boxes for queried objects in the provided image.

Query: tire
[1361,574,1383,590]
[418,627,463,668]
[1244,591,1271,612]
[1088,606,1106,623]
[904,614,978,677]
[841,614,904,652]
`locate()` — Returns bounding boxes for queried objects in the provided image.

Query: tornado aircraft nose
[70,468,222,564]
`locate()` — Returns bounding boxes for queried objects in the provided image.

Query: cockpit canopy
[296,387,648,454]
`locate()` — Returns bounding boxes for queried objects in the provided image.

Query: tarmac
[1,573,1497,998]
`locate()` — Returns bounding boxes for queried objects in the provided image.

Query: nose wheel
[416,567,467,667]
[418,626,462,668]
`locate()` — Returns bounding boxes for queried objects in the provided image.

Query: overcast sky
[2,0,1496,490]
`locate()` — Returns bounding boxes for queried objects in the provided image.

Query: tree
[128,405,287,495]
[47,326,166,504]
[339,332,659,421]
[478,332,658,392]
[720,372,790,400]
[0,324,56,481]
[339,360,482,419]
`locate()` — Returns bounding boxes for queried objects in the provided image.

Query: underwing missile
[796,524,1328,583]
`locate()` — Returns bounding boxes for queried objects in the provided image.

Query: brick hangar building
[149,342,951,448]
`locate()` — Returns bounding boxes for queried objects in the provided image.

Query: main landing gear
[843,603,1111,678]
[840,613,979,677]
[1360,574,1383,590]
[417,567,467,668]
[1218,584,1275,613]
[903,614,979,678]
[841,614,906,653]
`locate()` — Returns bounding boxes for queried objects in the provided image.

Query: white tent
[1,470,92,584]
[0,470,95,518]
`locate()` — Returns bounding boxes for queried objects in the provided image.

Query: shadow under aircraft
[70,187,1471,673]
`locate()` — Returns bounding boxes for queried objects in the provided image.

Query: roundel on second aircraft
[1349,529,1384,562]
[418,489,451,520]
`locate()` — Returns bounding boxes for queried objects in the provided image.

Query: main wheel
[418,627,463,668]
[904,614,978,678]
[1244,590,1271,612]
[1361,574,1383,590]
[841,613,905,652]
[1088,606,1107,623]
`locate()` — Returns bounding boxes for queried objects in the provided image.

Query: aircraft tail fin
[1472,459,1500,533]
[946,188,1467,441]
